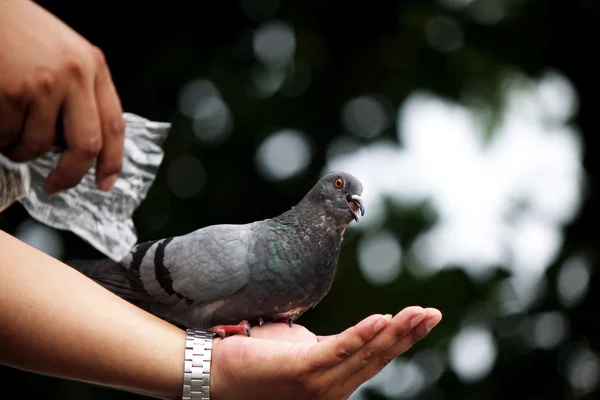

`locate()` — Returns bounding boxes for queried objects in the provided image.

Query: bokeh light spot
[280,60,312,97]
[250,63,288,97]
[557,255,590,308]
[166,155,207,200]
[530,311,569,350]
[351,359,426,399]
[255,129,312,181]
[438,0,474,9]
[253,20,296,66]
[14,219,64,259]
[412,348,447,386]
[178,80,233,145]
[449,325,497,382]
[468,0,506,25]
[341,95,391,139]
[566,348,600,396]
[358,230,402,285]
[424,15,464,53]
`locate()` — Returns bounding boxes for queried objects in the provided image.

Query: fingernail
[98,173,119,191]
[410,314,425,329]
[426,317,442,332]
[373,314,393,334]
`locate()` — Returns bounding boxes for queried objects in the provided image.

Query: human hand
[210,306,442,400]
[0,0,125,195]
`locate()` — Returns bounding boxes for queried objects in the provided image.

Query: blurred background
[1,0,598,399]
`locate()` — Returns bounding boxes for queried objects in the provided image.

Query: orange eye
[334,178,344,188]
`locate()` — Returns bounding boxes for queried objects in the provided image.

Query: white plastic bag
[0,113,170,261]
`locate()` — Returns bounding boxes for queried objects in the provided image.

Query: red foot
[208,320,251,338]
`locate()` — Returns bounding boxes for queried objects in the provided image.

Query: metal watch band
[182,329,214,400]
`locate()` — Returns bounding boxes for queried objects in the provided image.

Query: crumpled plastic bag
[0,113,170,261]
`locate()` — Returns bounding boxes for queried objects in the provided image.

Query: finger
[307,311,401,371]
[5,89,62,162]
[44,74,102,195]
[409,307,442,342]
[94,60,124,191]
[0,93,27,150]
[341,308,442,393]
[321,306,427,384]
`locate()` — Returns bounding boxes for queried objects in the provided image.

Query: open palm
[209,306,442,400]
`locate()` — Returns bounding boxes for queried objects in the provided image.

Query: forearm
[0,229,186,399]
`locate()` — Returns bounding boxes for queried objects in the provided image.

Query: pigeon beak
[347,194,365,222]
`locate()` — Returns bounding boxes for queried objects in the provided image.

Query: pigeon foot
[208,320,251,338]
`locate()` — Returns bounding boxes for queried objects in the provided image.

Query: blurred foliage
[1,0,599,399]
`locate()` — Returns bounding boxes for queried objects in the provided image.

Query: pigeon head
[302,171,365,223]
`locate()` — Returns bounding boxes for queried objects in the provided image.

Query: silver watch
[182,329,214,400]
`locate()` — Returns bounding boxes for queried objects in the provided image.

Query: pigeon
[68,171,365,338]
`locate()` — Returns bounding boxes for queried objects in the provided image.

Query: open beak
[347,194,365,222]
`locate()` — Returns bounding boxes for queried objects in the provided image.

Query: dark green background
[1,0,599,399]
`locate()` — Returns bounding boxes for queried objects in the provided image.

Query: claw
[258,317,264,327]
[288,318,293,328]
[208,328,226,339]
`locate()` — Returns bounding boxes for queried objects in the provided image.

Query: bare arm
[0,229,186,399]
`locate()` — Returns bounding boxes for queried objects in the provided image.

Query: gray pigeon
[68,171,365,337]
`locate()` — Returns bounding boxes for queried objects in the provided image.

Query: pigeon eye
[334,178,344,188]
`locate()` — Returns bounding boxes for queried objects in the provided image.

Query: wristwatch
[182,329,214,400]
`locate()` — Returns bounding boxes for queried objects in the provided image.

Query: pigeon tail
[67,258,151,307]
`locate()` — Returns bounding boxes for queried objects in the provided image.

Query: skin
[0,0,125,194]
[0,229,442,399]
